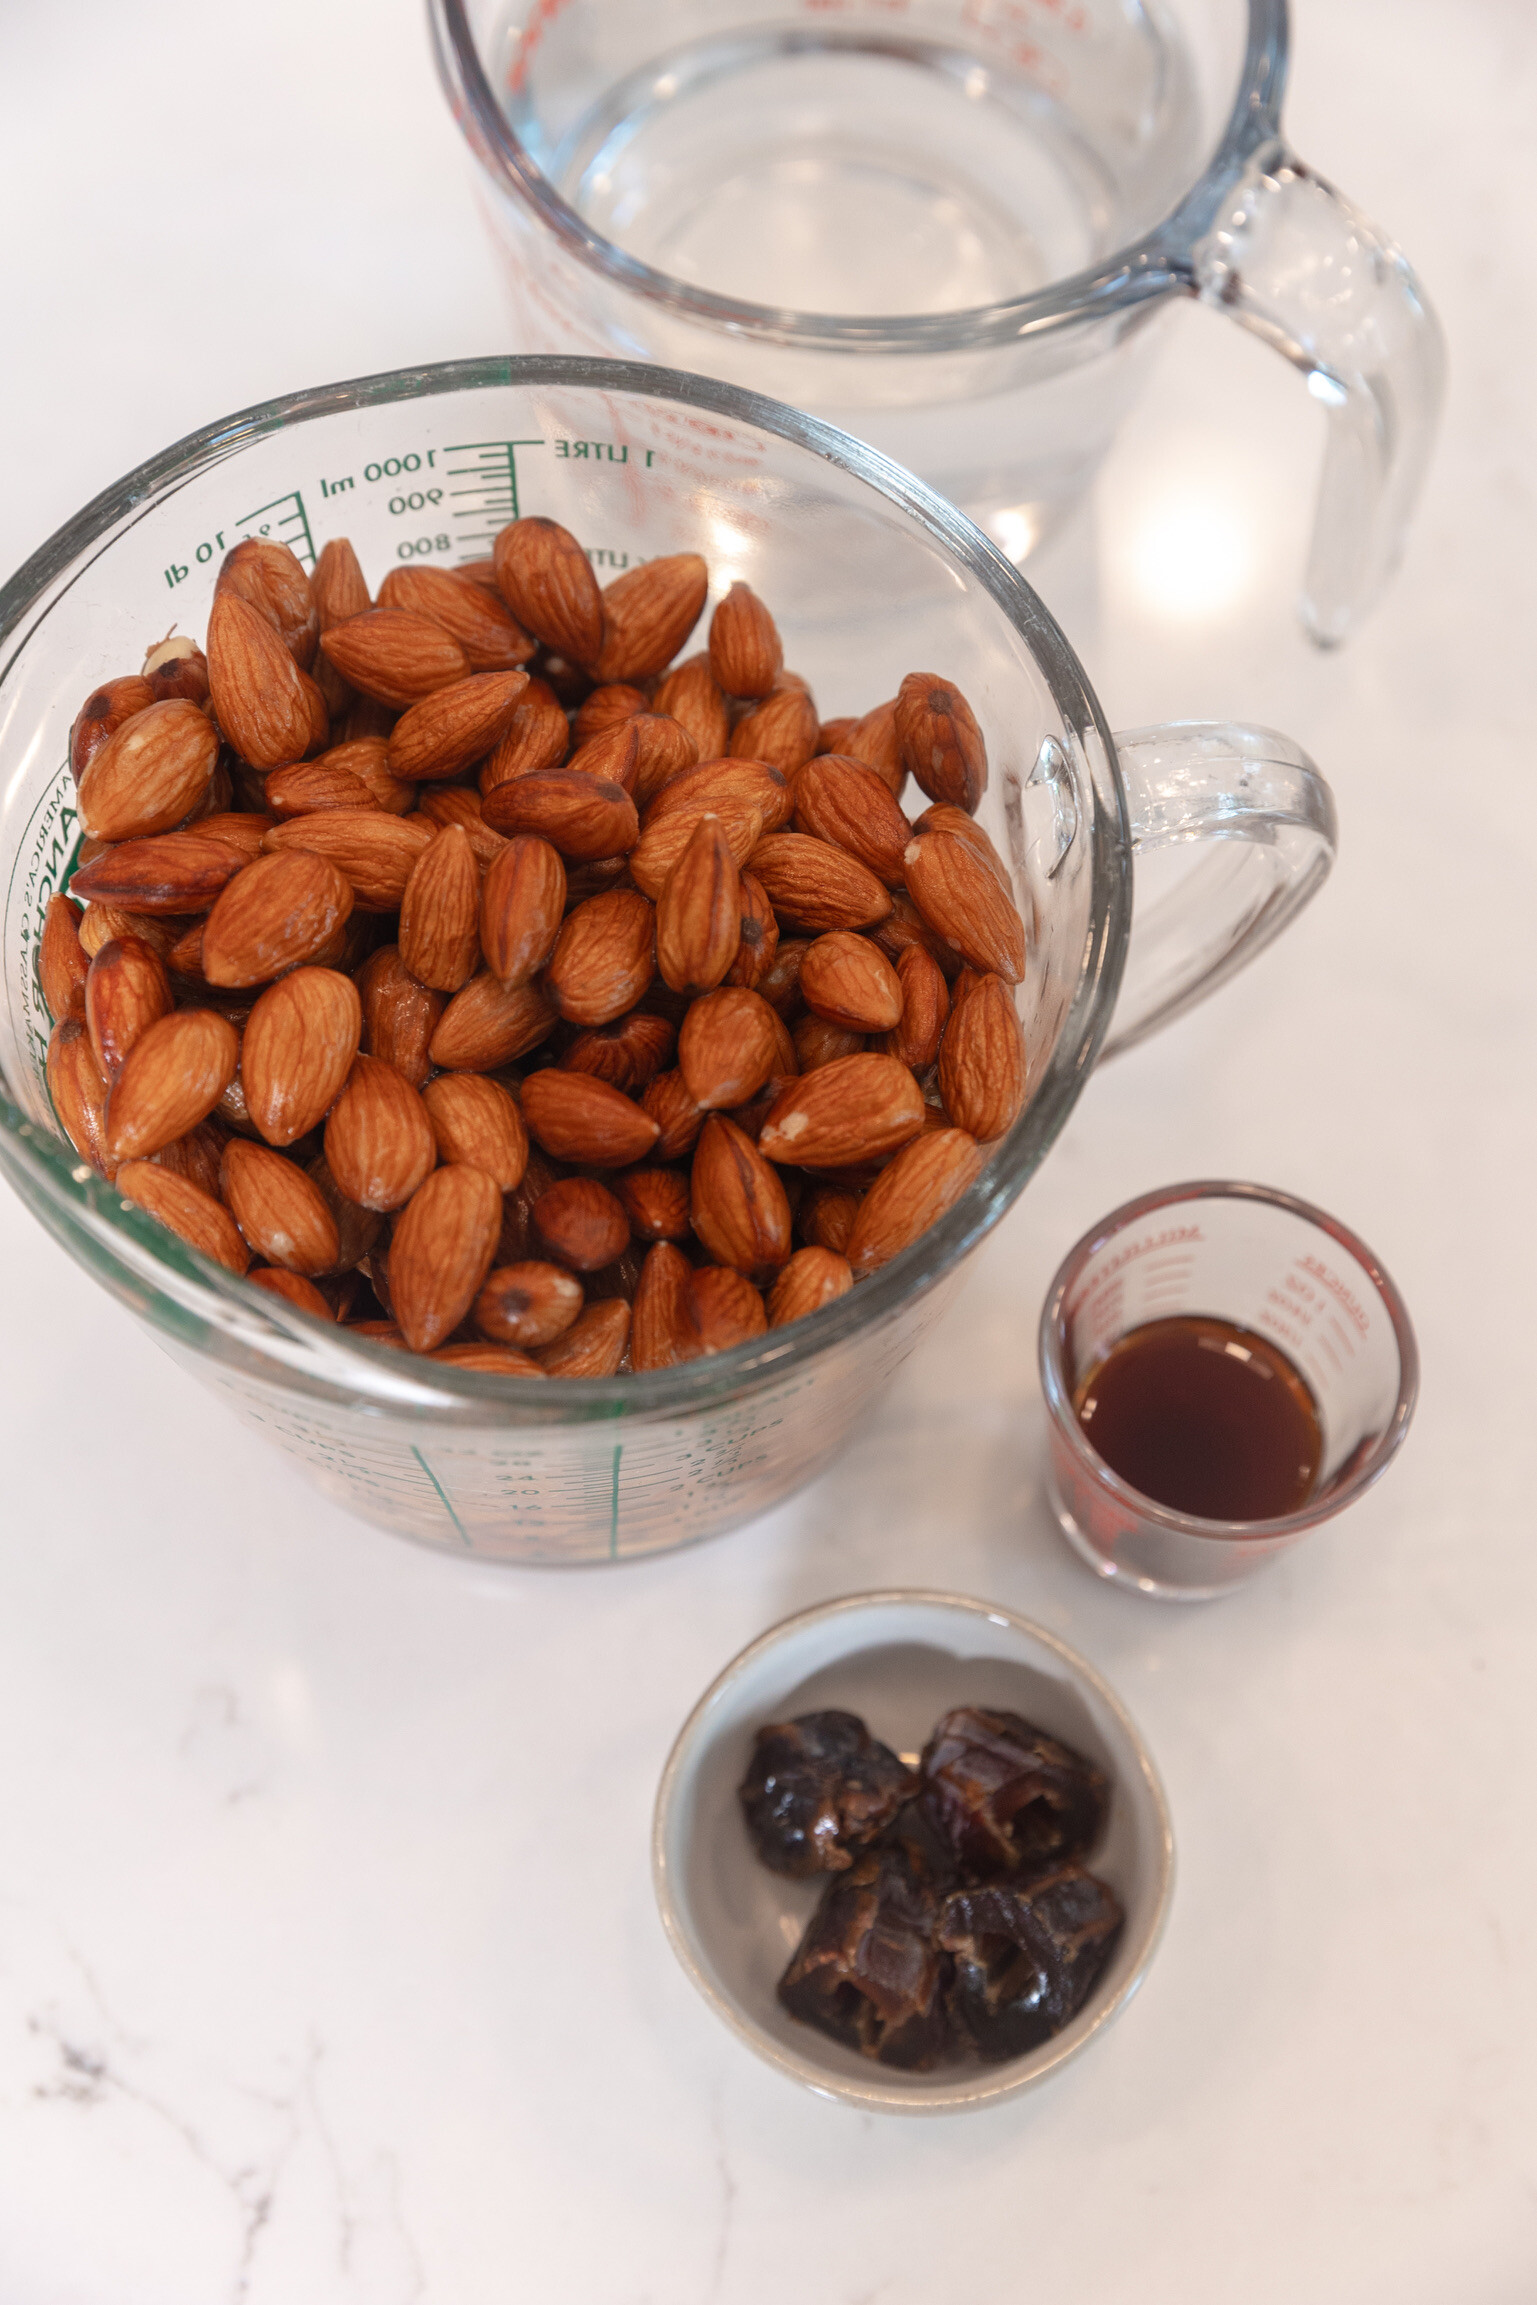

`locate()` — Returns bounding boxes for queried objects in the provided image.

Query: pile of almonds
[37,516,1028,1378]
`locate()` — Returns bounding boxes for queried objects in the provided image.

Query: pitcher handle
[1100,721,1336,1061]
[1188,139,1446,647]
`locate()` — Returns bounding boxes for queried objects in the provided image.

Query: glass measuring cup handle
[1099,721,1337,1060]
[1185,139,1446,648]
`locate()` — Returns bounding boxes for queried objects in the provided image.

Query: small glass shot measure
[1038,1182,1418,1600]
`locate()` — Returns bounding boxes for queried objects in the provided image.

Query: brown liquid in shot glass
[1072,1315,1323,1522]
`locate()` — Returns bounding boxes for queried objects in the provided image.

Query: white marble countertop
[2,3,1534,2298]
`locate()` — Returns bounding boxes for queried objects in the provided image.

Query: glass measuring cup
[431,0,1445,644]
[0,357,1335,1566]
[1038,1181,1418,1599]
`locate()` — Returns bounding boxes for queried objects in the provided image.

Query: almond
[217,538,318,668]
[842,697,906,797]
[117,1159,249,1272]
[799,932,902,1032]
[628,713,700,811]
[543,889,656,1026]
[756,936,810,1017]
[656,814,741,995]
[748,834,893,933]
[641,1068,706,1161]
[646,754,794,837]
[386,669,529,784]
[220,1138,341,1274]
[105,1007,240,1160]
[883,942,950,1071]
[565,721,640,796]
[264,759,378,817]
[151,1120,227,1200]
[160,916,206,983]
[846,1127,984,1275]
[912,802,1012,890]
[428,974,557,1071]
[798,1184,862,1255]
[730,686,819,776]
[207,591,317,768]
[722,869,779,993]
[612,1165,691,1243]
[536,1298,630,1376]
[201,849,354,986]
[902,830,1026,981]
[313,737,415,816]
[431,1341,546,1375]
[685,1265,766,1354]
[520,1070,659,1167]
[85,934,174,1081]
[480,836,566,988]
[757,1052,925,1170]
[480,769,638,861]
[532,1176,632,1270]
[678,986,780,1111]
[591,553,708,682]
[421,1072,528,1189]
[895,673,987,812]
[630,1241,697,1370]
[474,1260,584,1348]
[709,581,782,699]
[417,786,508,867]
[46,1016,115,1176]
[378,565,535,670]
[388,1164,503,1351]
[76,697,220,842]
[767,1245,853,1328]
[652,656,731,762]
[871,889,963,980]
[323,1053,437,1210]
[71,832,249,916]
[261,809,434,910]
[480,676,569,787]
[575,683,648,743]
[143,638,211,706]
[357,945,444,1087]
[794,1015,863,1071]
[492,517,604,664]
[793,755,912,887]
[76,904,177,962]
[628,798,762,901]
[310,538,373,717]
[70,675,155,779]
[38,894,88,1021]
[246,1267,335,1319]
[562,1009,674,1093]
[243,966,363,1145]
[192,812,275,860]
[937,971,1026,1141]
[318,609,469,710]
[397,824,482,993]
[690,1114,792,1278]
[305,1150,385,1273]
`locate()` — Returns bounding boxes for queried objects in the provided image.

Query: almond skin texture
[656,814,742,995]
[650,656,730,763]
[207,591,318,768]
[799,1184,862,1254]
[38,894,89,1021]
[71,675,155,779]
[76,905,177,963]
[428,975,556,1071]
[937,972,1027,1142]
[685,1265,766,1354]
[430,1341,545,1375]
[421,1073,528,1189]
[493,517,605,665]
[246,1267,335,1319]
[310,538,372,716]
[629,799,763,901]
[217,538,318,668]
[767,1245,853,1328]
[649,755,793,835]
[532,1177,632,1271]
[264,760,377,817]
[85,935,174,1081]
[589,553,708,683]
[757,1052,925,1171]
[798,933,903,1033]
[844,697,906,798]
[474,1261,584,1348]
[748,834,893,934]
[189,812,275,861]
[575,683,648,743]
[846,1127,984,1275]
[630,1241,697,1370]
[793,755,913,888]
[613,1165,692,1243]
[629,714,700,811]
[544,890,656,1027]
[794,1015,864,1072]
[397,824,482,993]
[305,1151,384,1273]
[47,1017,115,1175]
[723,870,779,993]
[150,1120,226,1200]
[884,942,951,1071]
[389,1164,504,1352]
[323,1054,437,1211]
[417,786,507,867]
[116,1160,249,1273]
[566,721,639,794]
[71,833,249,916]
[902,831,1027,982]
[641,1068,706,1161]
[200,848,355,987]
[537,1298,630,1377]
[520,1070,660,1168]
[76,697,219,842]
[481,677,569,787]
[481,769,638,862]
[895,673,987,813]
[241,966,363,1147]
[690,1114,792,1278]
[386,669,529,784]
[871,889,963,981]
[262,810,434,911]
[318,609,469,710]
[378,566,535,670]
[314,737,415,816]
[105,1007,240,1160]
[480,836,566,988]
[563,1009,674,1094]
[220,1139,341,1274]
[679,987,781,1111]
[357,945,444,1087]
[730,686,819,776]
[912,803,1013,891]
[709,582,782,699]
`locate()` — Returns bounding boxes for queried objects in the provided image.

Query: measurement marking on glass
[411,1445,472,1550]
[234,489,315,568]
[440,440,544,557]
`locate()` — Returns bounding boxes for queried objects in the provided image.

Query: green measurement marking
[234,488,315,569]
[609,1442,623,1560]
[440,439,544,558]
[410,1445,472,1550]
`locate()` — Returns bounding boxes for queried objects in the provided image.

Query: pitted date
[919,1706,1108,1878]
[937,1868,1124,2061]
[739,1709,916,1877]
[777,1844,956,2069]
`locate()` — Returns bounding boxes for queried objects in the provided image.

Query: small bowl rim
[651,1587,1176,2114]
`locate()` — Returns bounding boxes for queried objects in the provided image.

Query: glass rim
[0,351,1131,1425]
[1037,1178,1420,1542]
[429,0,1287,354]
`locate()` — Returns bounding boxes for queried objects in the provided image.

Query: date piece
[919,1706,1108,1878]
[937,1868,1124,2061]
[777,1844,955,2070]
[739,1709,916,1877]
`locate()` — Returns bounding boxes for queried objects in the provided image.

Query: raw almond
[323,1053,437,1210]
[71,675,155,778]
[575,683,648,743]
[937,971,1026,1141]
[641,1068,706,1161]
[76,904,176,962]
[217,538,318,668]
[318,609,469,710]
[76,697,220,842]
[310,538,372,717]
[799,1184,861,1255]
[431,1341,546,1374]
[262,809,434,910]
[386,669,529,784]
[220,1138,340,1274]
[378,565,535,670]
[629,713,700,811]
[520,1070,659,1167]
[207,591,317,768]
[794,1014,863,1071]
[493,517,605,664]
[85,934,174,1080]
[532,1176,632,1270]
[895,673,987,812]
[562,1010,674,1093]
[798,932,902,1032]
[397,824,482,992]
[247,1267,335,1319]
[105,1007,240,1160]
[536,1297,630,1376]
[315,737,416,816]
[389,1164,504,1351]
[629,1241,695,1369]
[723,870,779,992]
[305,1151,384,1273]
[871,890,963,980]
[690,1114,792,1278]
[592,554,708,682]
[730,686,819,775]
[709,582,782,699]
[612,1165,691,1242]
[417,786,507,867]
[421,1073,528,1189]
[543,889,656,1026]
[264,759,377,817]
[656,814,741,995]
[748,834,893,933]
[755,936,809,1017]
[628,798,762,902]
[652,656,731,762]
[566,721,639,794]
[481,768,638,861]
[480,676,569,787]
[685,1265,766,1354]
[902,831,1026,981]
[243,966,363,1145]
[767,1245,853,1327]
[912,802,1012,890]
[474,1260,584,1347]
[38,894,88,1021]
[357,945,444,1087]
[793,755,912,888]
[843,697,906,797]
[678,986,781,1111]
[151,1120,227,1200]
[846,1127,984,1275]
[429,973,557,1071]
[47,1016,115,1176]
[883,941,950,1070]
[645,754,794,836]
[480,836,566,988]
[143,639,211,706]
[192,812,275,860]
[757,1052,925,1170]
[117,1160,249,1272]
[71,832,249,915]
[201,848,355,986]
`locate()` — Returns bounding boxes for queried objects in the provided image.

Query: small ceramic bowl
[652,1590,1175,2113]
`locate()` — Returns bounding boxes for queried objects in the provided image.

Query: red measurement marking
[508,0,577,95]
[1296,1253,1371,1336]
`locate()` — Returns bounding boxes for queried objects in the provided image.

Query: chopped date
[937,1867,1124,2062]
[739,1709,915,1877]
[777,1844,956,2070]
[919,1705,1108,1878]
